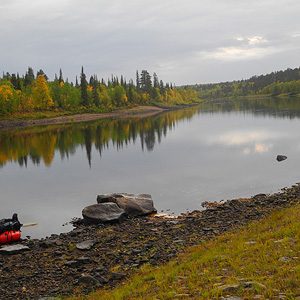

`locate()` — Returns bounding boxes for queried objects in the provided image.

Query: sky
[1,0,300,86]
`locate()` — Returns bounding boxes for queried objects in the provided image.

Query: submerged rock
[277,155,287,162]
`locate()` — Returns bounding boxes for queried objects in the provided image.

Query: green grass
[68,204,300,300]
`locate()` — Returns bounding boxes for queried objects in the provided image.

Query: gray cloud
[1,0,300,85]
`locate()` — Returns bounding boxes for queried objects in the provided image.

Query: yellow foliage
[0,85,14,102]
[33,75,54,110]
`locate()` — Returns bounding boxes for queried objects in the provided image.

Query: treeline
[191,67,300,98]
[0,67,198,115]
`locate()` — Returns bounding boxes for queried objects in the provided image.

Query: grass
[68,204,300,300]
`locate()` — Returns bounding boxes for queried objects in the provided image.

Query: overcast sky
[1,0,300,85]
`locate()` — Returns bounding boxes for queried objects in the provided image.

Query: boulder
[82,203,126,224]
[97,193,157,217]
[277,155,287,162]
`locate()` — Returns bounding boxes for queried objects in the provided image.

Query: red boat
[0,230,21,244]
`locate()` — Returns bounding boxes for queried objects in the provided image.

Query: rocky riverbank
[1,184,300,300]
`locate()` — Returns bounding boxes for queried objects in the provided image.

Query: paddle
[22,222,38,228]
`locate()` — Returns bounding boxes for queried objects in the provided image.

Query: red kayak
[0,230,21,244]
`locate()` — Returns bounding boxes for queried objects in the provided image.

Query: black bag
[0,213,22,234]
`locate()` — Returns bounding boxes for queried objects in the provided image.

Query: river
[1,97,300,238]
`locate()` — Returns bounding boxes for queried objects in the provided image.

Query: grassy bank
[69,204,300,300]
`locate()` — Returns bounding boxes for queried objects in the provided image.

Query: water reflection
[212,130,275,154]
[0,107,197,168]
[1,97,300,168]
[199,96,300,119]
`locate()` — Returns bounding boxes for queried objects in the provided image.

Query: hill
[190,67,300,98]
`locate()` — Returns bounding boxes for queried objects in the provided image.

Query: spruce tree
[58,69,64,84]
[80,67,89,107]
[136,70,140,91]
[92,75,100,107]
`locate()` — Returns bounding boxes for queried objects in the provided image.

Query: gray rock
[76,240,95,250]
[78,275,100,285]
[218,284,239,293]
[97,193,157,217]
[279,256,293,262]
[222,297,243,300]
[242,281,267,290]
[76,256,91,263]
[111,272,127,280]
[94,275,109,284]
[64,260,79,267]
[0,244,30,254]
[277,155,287,162]
[82,202,126,224]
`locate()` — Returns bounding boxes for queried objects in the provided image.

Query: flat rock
[76,240,95,250]
[78,275,100,286]
[82,202,126,224]
[97,193,157,217]
[0,244,30,254]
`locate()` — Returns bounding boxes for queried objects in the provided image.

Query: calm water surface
[1,97,300,238]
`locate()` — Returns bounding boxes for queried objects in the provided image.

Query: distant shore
[0,105,170,131]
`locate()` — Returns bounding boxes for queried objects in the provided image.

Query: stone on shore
[0,244,30,254]
[277,155,287,162]
[76,240,95,250]
[82,203,126,224]
[97,193,157,217]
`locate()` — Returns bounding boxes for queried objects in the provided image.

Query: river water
[1,97,300,238]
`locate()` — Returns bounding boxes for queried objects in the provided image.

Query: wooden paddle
[22,222,38,228]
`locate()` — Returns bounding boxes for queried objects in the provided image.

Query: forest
[0,67,198,116]
[192,66,300,98]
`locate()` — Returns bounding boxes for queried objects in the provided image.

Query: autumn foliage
[0,68,199,116]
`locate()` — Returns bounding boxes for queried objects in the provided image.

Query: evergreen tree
[24,67,35,87]
[92,75,100,107]
[140,70,152,93]
[36,69,48,81]
[80,67,89,107]
[10,74,18,90]
[153,72,159,88]
[136,70,140,91]
[58,69,64,84]
[16,73,22,90]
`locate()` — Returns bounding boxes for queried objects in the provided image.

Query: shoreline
[1,184,300,299]
[0,105,191,131]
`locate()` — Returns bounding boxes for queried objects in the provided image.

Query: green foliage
[192,66,300,98]
[0,67,199,117]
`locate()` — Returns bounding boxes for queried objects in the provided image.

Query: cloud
[1,0,300,84]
